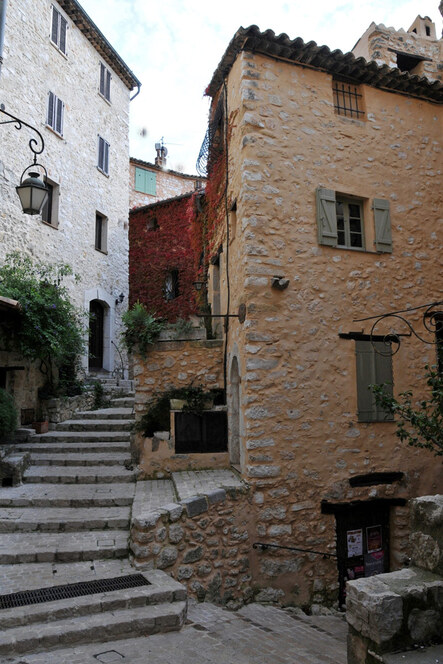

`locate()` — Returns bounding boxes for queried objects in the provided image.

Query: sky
[79,0,442,175]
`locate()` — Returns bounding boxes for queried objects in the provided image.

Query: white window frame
[40,178,60,228]
[95,211,108,253]
[97,136,110,176]
[46,91,64,137]
[99,63,112,102]
[50,5,67,55]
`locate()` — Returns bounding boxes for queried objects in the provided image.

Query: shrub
[121,302,165,357]
[0,389,17,437]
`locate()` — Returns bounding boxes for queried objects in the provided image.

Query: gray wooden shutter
[103,141,109,174]
[51,7,59,44]
[374,343,394,420]
[59,15,67,53]
[373,199,392,253]
[316,188,337,246]
[47,92,54,127]
[99,63,105,96]
[55,97,64,135]
[105,70,111,101]
[98,137,104,171]
[356,340,377,422]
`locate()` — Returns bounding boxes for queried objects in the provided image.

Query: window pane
[349,204,361,218]
[350,233,363,248]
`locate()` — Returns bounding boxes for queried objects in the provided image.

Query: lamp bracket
[1,103,45,164]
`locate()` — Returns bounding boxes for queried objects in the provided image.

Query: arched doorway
[89,300,105,370]
[229,356,241,465]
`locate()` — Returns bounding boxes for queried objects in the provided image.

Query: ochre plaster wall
[212,50,442,605]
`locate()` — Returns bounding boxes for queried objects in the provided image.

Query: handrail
[253,542,337,559]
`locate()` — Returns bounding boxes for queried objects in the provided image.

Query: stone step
[23,466,136,484]
[110,397,135,408]
[0,600,186,656]
[0,569,186,630]
[0,506,131,532]
[38,430,131,443]
[0,483,135,507]
[29,452,131,467]
[54,419,132,432]
[14,441,131,454]
[71,408,134,421]
[0,530,129,563]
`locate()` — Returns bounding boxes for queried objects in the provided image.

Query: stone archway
[229,356,241,465]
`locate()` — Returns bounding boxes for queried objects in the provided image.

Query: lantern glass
[16,172,49,215]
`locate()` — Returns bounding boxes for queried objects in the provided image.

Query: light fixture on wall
[193,280,206,291]
[1,103,49,215]
[115,293,125,306]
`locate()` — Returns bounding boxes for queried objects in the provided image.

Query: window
[316,189,392,253]
[332,80,364,119]
[147,217,158,231]
[95,212,108,253]
[41,179,59,227]
[46,92,64,136]
[135,167,156,195]
[99,63,111,102]
[98,136,110,175]
[336,198,363,249]
[51,5,67,54]
[164,270,179,300]
[355,339,394,422]
[396,52,423,74]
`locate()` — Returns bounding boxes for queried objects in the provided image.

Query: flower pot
[33,420,49,434]
[170,399,186,411]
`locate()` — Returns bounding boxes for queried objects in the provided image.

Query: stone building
[0,0,140,415]
[132,15,442,608]
[130,151,205,210]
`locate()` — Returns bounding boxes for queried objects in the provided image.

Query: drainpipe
[0,0,7,80]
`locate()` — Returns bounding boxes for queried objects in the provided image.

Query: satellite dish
[163,147,168,157]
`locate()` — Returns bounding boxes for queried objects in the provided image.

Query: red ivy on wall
[129,193,203,322]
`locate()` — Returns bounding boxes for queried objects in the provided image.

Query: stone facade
[201,23,443,607]
[352,15,442,82]
[130,481,254,608]
[0,0,139,407]
[130,157,205,209]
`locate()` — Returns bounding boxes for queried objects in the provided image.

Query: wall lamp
[115,293,125,306]
[1,103,48,215]
[193,280,206,291]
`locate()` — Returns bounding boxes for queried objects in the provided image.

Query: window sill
[98,91,112,106]
[45,124,64,139]
[50,39,68,59]
[336,245,366,252]
[97,167,110,178]
[41,219,59,230]
[134,189,156,196]
[94,247,108,255]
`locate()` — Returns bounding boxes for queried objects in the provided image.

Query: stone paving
[172,468,244,499]
[1,599,348,664]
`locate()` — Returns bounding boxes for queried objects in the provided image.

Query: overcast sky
[79,0,442,174]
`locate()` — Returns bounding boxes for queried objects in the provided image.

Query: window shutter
[51,7,59,44]
[98,137,104,171]
[105,69,111,100]
[59,15,67,53]
[47,92,54,127]
[316,188,337,246]
[373,198,392,253]
[356,340,377,422]
[374,343,394,420]
[104,141,109,175]
[100,63,105,96]
[55,98,64,135]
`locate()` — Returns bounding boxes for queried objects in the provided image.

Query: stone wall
[205,45,442,606]
[346,495,443,663]
[130,481,254,608]
[0,0,132,374]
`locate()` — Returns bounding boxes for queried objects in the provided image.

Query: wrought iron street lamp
[0,103,48,215]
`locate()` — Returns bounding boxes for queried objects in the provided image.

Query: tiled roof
[57,0,140,90]
[207,25,443,102]
[130,157,205,181]
[129,191,199,215]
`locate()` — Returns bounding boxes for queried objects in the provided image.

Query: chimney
[155,141,168,168]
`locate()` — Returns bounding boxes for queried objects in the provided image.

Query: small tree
[121,302,165,358]
[371,364,443,456]
[0,252,84,391]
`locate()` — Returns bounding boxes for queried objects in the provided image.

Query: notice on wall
[364,551,384,577]
[366,525,383,553]
[347,529,363,557]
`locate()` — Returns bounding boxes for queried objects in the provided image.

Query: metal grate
[0,574,149,610]
[332,81,365,119]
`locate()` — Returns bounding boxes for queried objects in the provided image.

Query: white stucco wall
[0,0,133,373]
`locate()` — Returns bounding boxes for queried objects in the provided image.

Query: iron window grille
[332,81,364,119]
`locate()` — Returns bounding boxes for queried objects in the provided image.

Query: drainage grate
[0,574,150,610]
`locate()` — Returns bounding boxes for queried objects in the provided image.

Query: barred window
[332,81,364,119]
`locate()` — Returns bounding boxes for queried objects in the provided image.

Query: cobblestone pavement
[1,600,348,664]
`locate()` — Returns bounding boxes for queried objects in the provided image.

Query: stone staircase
[0,388,186,656]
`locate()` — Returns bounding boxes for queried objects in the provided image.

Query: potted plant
[0,388,18,442]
